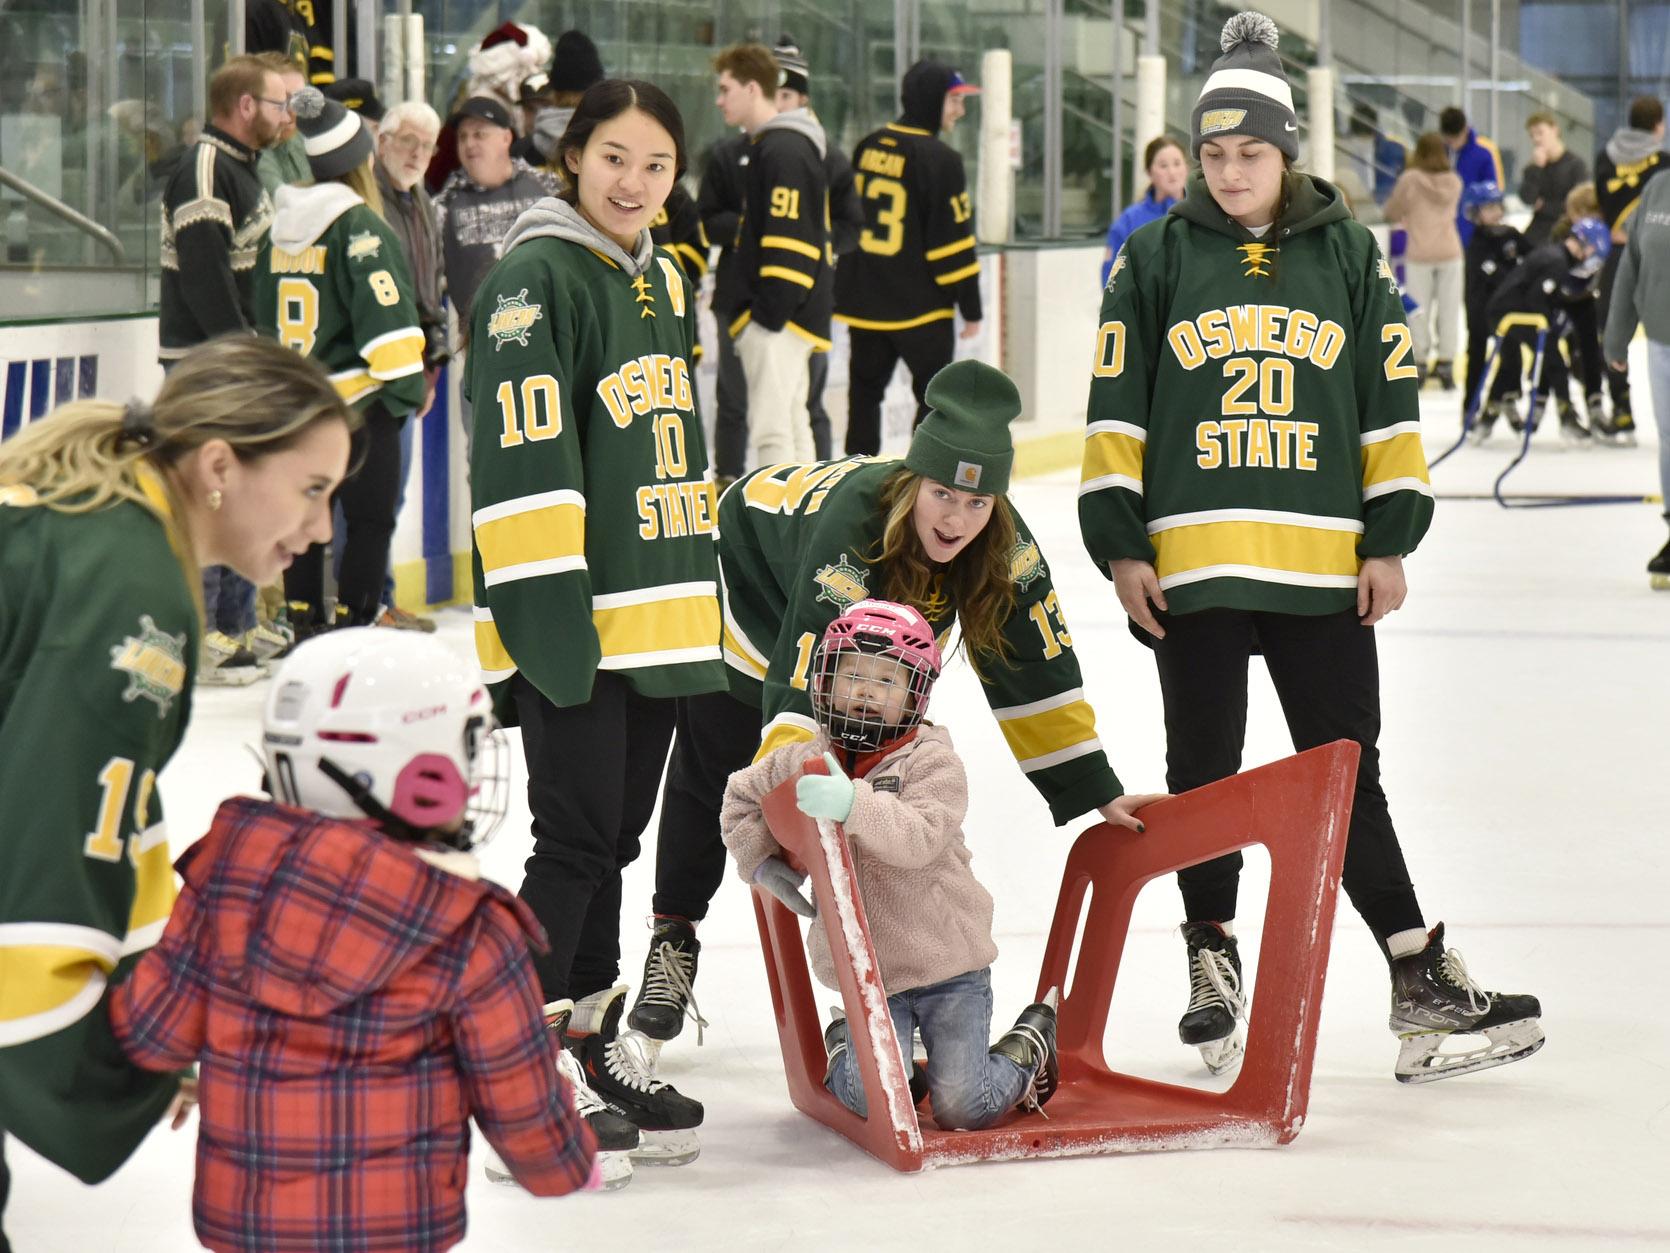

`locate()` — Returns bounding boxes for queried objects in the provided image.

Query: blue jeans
[824,967,1027,1131]
[201,565,256,635]
[1646,340,1670,515]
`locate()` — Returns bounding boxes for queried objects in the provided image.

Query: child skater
[110,629,606,1253]
[721,599,1060,1130]
[1461,180,1522,422]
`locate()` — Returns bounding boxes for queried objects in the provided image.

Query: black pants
[1488,324,1571,403]
[283,402,403,625]
[808,350,833,460]
[1,1130,10,1253]
[713,318,749,480]
[514,671,677,1002]
[651,688,762,922]
[1597,246,1634,414]
[1562,297,1607,400]
[845,320,956,455]
[1464,300,1492,413]
[1152,608,1423,942]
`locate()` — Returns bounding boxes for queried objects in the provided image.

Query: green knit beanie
[903,360,1022,495]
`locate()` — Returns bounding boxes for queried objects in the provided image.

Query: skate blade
[1394,1018,1545,1084]
[1650,573,1670,592]
[1197,1028,1245,1076]
[627,1129,700,1166]
[486,1150,634,1190]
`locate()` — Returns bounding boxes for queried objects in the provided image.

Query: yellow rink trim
[0,946,111,1024]
[475,500,585,578]
[594,594,722,664]
[1154,521,1360,581]
[1361,432,1432,491]
[474,614,516,673]
[363,330,425,379]
[1083,427,1145,483]
[996,699,1100,765]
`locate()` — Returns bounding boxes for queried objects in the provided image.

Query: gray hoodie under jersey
[499,196,655,276]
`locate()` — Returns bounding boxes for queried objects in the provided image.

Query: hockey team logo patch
[1009,540,1046,590]
[1377,253,1401,295]
[1200,108,1247,135]
[487,288,543,351]
[814,552,869,610]
[110,614,187,719]
[1104,250,1127,292]
[954,460,983,490]
[346,230,382,261]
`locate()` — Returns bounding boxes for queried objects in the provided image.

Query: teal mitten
[795,751,855,823]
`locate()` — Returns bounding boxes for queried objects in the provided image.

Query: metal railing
[0,166,127,266]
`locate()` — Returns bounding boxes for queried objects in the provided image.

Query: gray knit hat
[1190,12,1298,161]
[291,85,374,182]
[774,36,810,96]
[904,360,1021,496]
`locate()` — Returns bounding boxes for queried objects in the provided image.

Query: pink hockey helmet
[810,599,943,752]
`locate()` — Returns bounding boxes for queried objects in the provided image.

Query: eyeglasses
[385,132,438,156]
[254,96,294,113]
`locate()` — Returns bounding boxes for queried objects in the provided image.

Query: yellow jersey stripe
[1153,520,1361,587]
[729,310,753,338]
[594,593,722,669]
[784,322,834,352]
[1083,426,1145,488]
[994,698,1101,768]
[755,714,819,763]
[474,496,586,587]
[759,265,816,289]
[331,369,382,404]
[933,261,981,286]
[761,234,822,260]
[0,922,121,1046]
[473,608,519,682]
[925,236,976,262]
[1361,431,1431,492]
[834,309,955,332]
[362,328,426,380]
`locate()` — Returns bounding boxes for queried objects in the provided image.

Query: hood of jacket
[530,105,575,164]
[757,106,827,159]
[1397,168,1463,204]
[270,182,364,252]
[499,194,655,276]
[177,796,522,1019]
[1173,170,1350,241]
[899,61,956,133]
[1606,127,1664,167]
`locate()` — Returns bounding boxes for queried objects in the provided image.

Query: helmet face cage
[460,718,511,850]
[809,601,942,753]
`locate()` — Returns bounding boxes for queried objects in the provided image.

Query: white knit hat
[1191,12,1299,161]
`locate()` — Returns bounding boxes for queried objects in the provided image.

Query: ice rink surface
[9,383,1669,1251]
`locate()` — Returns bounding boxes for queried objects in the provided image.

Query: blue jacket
[1100,190,1177,285]
[1451,128,1505,247]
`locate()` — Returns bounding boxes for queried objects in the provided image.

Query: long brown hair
[1410,132,1450,173]
[872,467,1017,679]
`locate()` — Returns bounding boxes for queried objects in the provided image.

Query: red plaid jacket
[109,797,596,1252]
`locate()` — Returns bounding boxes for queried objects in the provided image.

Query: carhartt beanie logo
[904,360,1022,497]
[1191,11,1299,161]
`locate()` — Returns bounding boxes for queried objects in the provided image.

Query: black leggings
[1152,608,1424,942]
[651,688,763,923]
[513,672,677,1002]
[284,402,403,625]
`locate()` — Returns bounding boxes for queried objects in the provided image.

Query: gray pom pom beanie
[1190,11,1299,161]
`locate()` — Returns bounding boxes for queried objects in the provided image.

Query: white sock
[1385,927,1429,960]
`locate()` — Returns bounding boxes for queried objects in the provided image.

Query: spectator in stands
[713,42,831,469]
[372,100,448,632]
[1100,135,1187,287]
[775,34,863,459]
[322,78,386,130]
[1519,111,1588,248]
[1594,95,1667,440]
[516,30,605,166]
[1439,106,1504,248]
[426,21,552,191]
[1383,133,1464,390]
[158,54,290,682]
[433,95,560,451]
[254,52,310,194]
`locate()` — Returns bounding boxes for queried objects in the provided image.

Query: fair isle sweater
[721,725,997,996]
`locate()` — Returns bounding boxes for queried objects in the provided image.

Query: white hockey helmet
[261,628,510,849]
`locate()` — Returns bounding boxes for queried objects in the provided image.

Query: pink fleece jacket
[1383,168,1465,262]
[721,725,998,996]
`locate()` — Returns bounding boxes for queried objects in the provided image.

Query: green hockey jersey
[466,200,725,716]
[255,182,427,416]
[0,470,196,1181]
[1080,172,1433,617]
[718,456,1123,825]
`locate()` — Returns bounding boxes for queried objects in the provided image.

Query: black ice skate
[1648,536,1670,591]
[484,1000,636,1191]
[1178,921,1246,1075]
[1612,404,1639,444]
[1388,923,1544,1084]
[627,917,708,1044]
[1585,393,1619,439]
[989,986,1061,1114]
[1556,397,1591,443]
[1432,360,1456,391]
[575,1028,703,1165]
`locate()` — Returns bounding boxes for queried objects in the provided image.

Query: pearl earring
[208,489,223,511]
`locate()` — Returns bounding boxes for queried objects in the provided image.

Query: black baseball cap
[449,95,514,131]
